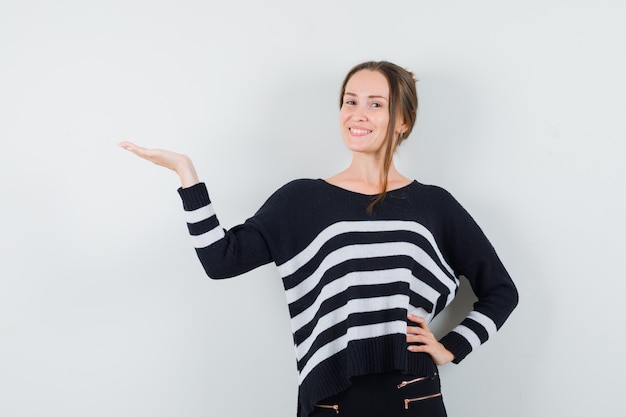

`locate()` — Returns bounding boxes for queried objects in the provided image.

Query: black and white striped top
[178,179,518,417]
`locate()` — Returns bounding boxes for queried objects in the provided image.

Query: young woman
[120,61,518,417]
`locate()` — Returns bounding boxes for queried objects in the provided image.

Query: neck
[325,152,411,195]
[347,152,389,187]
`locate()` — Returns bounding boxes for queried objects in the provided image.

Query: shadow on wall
[430,275,476,338]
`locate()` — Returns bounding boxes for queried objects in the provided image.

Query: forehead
[344,70,390,98]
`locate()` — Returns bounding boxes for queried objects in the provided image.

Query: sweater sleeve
[177,183,273,279]
[436,190,519,363]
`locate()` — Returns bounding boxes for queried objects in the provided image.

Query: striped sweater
[178,179,518,417]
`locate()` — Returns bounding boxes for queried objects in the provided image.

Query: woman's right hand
[119,141,200,188]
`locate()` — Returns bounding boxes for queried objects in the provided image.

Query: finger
[119,142,146,158]
[406,330,434,344]
[407,343,434,354]
[406,325,423,335]
[408,341,455,366]
[407,314,426,325]
[120,141,156,156]
[407,330,435,342]
[406,327,428,339]
[406,333,420,343]
[408,341,424,350]
[119,141,137,151]
[119,142,160,163]
[407,330,433,342]
[408,315,435,335]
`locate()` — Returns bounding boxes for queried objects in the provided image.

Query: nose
[352,105,368,121]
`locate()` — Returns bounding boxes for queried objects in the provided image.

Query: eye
[344,99,357,106]
[370,102,383,108]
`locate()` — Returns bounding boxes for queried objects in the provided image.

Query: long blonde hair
[339,61,418,212]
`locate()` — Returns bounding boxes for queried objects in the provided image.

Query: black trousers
[309,371,447,417]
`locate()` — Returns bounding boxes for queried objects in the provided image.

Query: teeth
[350,128,371,135]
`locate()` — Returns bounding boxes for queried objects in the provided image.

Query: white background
[1,1,625,416]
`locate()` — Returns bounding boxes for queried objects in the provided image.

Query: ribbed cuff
[439,332,473,364]
[177,182,210,211]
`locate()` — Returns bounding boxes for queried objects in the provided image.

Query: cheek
[376,115,390,131]
[339,111,351,126]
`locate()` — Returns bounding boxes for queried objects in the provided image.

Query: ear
[394,117,408,136]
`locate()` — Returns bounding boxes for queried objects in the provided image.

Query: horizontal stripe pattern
[291,270,445,348]
[284,241,458,304]
[276,220,463,382]
[451,311,497,351]
[184,204,216,224]
[467,311,497,337]
[277,220,454,278]
[296,294,409,360]
[184,203,225,248]
[299,320,408,383]
[190,227,225,248]
[451,325,482,350]
[292,269,415,330]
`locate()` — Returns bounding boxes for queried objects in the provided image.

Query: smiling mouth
[350,128,372,136]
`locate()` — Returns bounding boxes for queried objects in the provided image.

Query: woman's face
[340,70,405,157]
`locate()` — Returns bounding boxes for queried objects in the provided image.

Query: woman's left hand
[406,314,455,366]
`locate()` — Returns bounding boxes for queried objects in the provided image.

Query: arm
[178,183,273,278]
[406,188,518,366]
[436,192,519,364]
[438,261,518,364]
[120,141,274,278]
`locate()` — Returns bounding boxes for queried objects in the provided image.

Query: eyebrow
[343,92,389,101]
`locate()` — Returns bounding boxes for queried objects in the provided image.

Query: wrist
[175,156,199,188]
